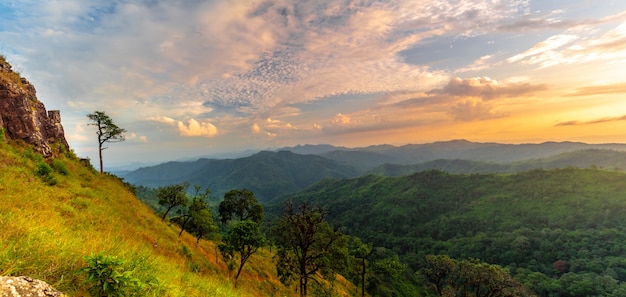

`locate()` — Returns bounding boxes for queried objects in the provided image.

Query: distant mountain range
[120,140,626,201]
[121,150,358,202]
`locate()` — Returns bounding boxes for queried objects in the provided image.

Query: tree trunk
[98,145,103,173]
[301,276,308,297]
[361,258,366,297]
[162,206,175,221]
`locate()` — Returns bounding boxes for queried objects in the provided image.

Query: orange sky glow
[1,0,626,165]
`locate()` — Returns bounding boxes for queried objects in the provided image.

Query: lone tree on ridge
[86,111,127,173]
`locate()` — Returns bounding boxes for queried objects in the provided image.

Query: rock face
[0,276,67,297]
[0,57,69,157]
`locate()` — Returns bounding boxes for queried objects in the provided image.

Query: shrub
[36,162,52,176]
[77,252,142,297]
[24,147,45,163]
[51,159,69,175]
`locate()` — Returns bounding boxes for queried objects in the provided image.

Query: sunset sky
[1,0,626,166]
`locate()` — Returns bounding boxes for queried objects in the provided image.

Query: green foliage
[220,220,266,281]
[0,127,4,142]
[77,252,142,297]
[157,183,189,221]
[123,150,358,202]
[421,255,533,296]
[218,189,264,224]
[36,162,52,176]
[188,197,218,246]
[272,168,626,296]
[24,147,45,163]
[272,201,348,297]
[51,159,70,175]
[35,162,57,186]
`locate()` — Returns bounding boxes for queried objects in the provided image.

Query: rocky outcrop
[0,276,67,297]
[0,57,69,157]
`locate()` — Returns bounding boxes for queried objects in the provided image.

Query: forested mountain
[368,149,626,176]
[122,150,358,202]
[287,140,626,171]
[123,144,626,205]
[268,168,626,296]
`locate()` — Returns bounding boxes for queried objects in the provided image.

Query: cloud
[376,77,546,123]
[565,82,626,97]
[126,133,149,143]
[251,123,261,134]
[456,55,495,73]
[507,34,580,64]
[148,116,177,125]
[507,16,626,68]
[177,119,219,137]
[428,77,548,100]
[332,113,354,125]
[556,115,626,126]
[448,100,505,121]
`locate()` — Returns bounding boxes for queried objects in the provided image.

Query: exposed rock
[0,276,67,297]
[0,58,69,157]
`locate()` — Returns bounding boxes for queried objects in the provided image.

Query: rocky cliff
[0,57,69,157]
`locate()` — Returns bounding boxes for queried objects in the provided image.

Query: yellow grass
[0,140,356,296]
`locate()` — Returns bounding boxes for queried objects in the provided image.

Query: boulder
[0,276,67,297]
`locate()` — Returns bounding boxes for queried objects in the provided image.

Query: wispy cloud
[2,0,626,162]
[556,115,626,126]
[506,14,626,68]
[429,77,548,100]
[565,82,626,97]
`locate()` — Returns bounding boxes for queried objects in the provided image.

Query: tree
[421,255,533,297]
[219,220,266,283]
[350,237,373,297]
[157,183,188,221]
[218,189,263,224]
[188,197,218,247]
[86,111,127,173]
[172,185,211,237]
[272,201,347,297]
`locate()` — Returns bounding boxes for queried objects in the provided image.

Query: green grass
[0,140,311,297]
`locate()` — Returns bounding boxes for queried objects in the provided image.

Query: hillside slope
[0,139,297,296]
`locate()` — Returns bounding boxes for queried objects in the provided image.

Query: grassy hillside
[0,139,328,296]
[273,168,626,296]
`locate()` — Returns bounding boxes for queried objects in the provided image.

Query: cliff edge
[0,56,69,157]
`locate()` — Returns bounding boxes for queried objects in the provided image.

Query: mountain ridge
[121,140,626,203]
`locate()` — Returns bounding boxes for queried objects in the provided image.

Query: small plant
[24,147,45,163]
[35,162,57,185]
[36,162,52,176]
[77,252,142,297]
[51,159,69,175]
[0,127,4,142]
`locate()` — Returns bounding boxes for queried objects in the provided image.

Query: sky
[1,0,626,167]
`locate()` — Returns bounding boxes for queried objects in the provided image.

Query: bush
[51,159,69,175]
[24,147,45,163]
[77,252,142,297]
[36,162,52,176]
